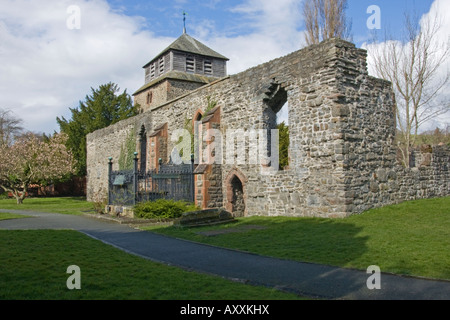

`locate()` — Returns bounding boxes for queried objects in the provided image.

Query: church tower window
[186,55,195,73]
[204,60,212,75]
[146,92,153,104]
[159,57,165,74]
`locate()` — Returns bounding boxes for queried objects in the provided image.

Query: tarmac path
[1,209,449,300]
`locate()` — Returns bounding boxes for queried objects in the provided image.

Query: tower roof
[143,33,229,68]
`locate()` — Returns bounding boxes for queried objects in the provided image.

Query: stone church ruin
[86,32,449,218]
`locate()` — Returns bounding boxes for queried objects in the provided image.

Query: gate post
[108,157,113,206]
[190,154,195,203]
[133,152,138,206]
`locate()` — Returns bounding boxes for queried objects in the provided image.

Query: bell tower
[133,31,229,113]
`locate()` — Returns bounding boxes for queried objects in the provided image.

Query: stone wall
[134,81,168,112]
[86,113,152,202]
[166,79,206,103]
[369,146,450,210]
[86,38,449,217]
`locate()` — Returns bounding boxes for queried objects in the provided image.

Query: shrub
[134,199,200,220]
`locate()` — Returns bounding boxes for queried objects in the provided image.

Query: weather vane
[183,11,188,34]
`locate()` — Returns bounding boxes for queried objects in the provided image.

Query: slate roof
[143,33,229,68]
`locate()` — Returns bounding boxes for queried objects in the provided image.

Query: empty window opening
[277,102,289,126]
[263,85,289,170]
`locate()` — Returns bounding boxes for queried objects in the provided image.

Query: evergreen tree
[57,82,138,175]
[277,122,289,170]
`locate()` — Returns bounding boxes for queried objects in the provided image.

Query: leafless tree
[367,10,450,167]
[0,108,23,147]
[303,0,352,45]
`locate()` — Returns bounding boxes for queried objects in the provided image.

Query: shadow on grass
[152,216,370,269]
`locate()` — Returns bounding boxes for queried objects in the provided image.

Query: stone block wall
[134,81,169,112]
[86,113,152,202]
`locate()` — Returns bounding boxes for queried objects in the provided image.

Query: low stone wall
[349,145,450,214]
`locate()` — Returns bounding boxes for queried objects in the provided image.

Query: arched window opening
[146,92,153,105]
[263,85,290,170]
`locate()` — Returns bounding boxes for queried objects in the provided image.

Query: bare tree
[303,0,352,45]
[0,108,23,147]
[367,10,450,167]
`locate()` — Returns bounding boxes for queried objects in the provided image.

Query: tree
[0,108,23,147]
[367,11,450,167]
[57,82,138,175]
[303,0,352,46]
[0,133,76,204]
[277,122,289,170]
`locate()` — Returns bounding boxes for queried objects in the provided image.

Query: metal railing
[108,154,195,207]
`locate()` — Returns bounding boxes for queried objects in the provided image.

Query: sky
[0,0,448,135]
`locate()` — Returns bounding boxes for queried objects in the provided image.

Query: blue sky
[105,0,435,45]
[0,0,446,134]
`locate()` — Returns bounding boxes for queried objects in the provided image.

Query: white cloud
[199,0,306,74]
[362,0,450,132]
[0,0,173,134]
[0,0,306,134]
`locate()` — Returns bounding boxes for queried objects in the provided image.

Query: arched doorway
[225,170,246,217]
[230,176,244,216]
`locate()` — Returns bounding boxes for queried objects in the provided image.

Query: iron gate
[108,155,195,207]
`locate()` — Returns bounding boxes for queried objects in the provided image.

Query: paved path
[1,209,449,300]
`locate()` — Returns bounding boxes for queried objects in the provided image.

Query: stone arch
[225,169,247,217]
[193,109,203,122]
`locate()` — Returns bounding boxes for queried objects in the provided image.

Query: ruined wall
[86,38,449,217]
[369,146,450,209]
[86,113,152,202]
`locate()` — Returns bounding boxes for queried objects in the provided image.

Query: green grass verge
[0,230,302,300]
[0,212,32,220]
[147,197,450,281]
[0,197,94,215]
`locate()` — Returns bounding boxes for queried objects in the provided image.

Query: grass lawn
[0,212,32,220]
[0,197,94,215]
[1,196,449,294]
[147,197,450,281]
[0,230,302,300]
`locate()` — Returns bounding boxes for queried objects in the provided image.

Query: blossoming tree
[0,132,76,204]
